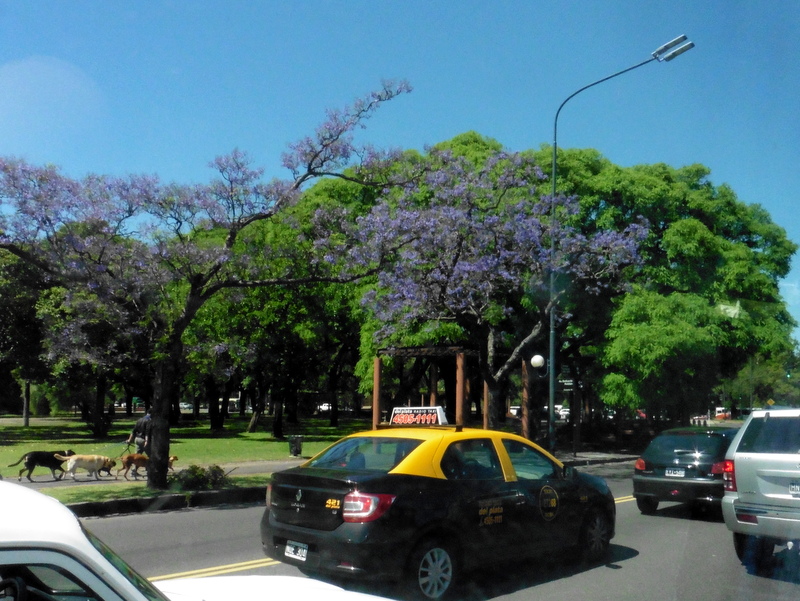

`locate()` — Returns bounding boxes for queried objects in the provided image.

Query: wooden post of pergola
[429,363,438,407]
[372,346,476,429]
[482,381,489,430]
[455,352,465,426]
[372,357,382,430]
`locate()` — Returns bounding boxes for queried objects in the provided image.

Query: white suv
[721,408,800,569]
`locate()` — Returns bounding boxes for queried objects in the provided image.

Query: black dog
[8,449,76,482]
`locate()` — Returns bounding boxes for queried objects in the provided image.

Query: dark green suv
[633,427,739,514]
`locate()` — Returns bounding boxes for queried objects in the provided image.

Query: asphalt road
[81,461,800,601]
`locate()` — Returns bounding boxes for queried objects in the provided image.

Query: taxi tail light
[720,460,736,491]
[342,492,396,523]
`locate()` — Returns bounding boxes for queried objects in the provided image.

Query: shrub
[168,464,230,491]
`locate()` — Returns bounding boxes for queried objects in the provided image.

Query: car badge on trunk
[296,489,303,502]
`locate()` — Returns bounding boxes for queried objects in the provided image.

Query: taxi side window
[502,440,556,481]
[441,439,503,480]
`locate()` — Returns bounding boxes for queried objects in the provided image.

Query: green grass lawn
[0,412,373,502]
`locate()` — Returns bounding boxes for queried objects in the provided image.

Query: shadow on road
[641,502,724,523]
[339,544,640,600]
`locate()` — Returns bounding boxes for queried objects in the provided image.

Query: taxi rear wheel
[406,537,458,600]
[580,509,612,563]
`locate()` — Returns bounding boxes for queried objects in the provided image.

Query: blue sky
[1,1,798,333]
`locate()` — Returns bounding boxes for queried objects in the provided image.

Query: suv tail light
[719,460,736,491]
[342,492,396,523]
[266,483,272,508]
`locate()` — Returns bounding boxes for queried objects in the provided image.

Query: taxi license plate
[285,541,308,561]
[665,468,685,478]
[791,482,800,495]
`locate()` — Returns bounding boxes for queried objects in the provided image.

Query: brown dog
[116,453,178,480]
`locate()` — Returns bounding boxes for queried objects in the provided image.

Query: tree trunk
[272,398,284,439]
[92,371,108,437]
[23,381,30,427]
[147,337,183,490]
[206,377,224,431]
[247,409,261,433]
[485,329,499,429]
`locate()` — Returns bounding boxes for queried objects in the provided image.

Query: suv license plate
[665,468,685,478]
[285,541,308,561]
[791,482,800,495]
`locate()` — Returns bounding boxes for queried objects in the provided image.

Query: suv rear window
[738,414,800,454]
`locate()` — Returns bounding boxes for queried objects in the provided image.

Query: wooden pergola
[371,346,535,437]
[371,346,473,429]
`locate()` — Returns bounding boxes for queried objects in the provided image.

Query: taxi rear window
[308,437,423,472]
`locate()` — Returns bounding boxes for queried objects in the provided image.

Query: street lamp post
[546,35,694,451]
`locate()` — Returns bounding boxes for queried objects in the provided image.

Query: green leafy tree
[0,255,50,414]
[537,148,797,422]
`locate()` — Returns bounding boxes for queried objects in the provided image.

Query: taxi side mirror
[562,465,578,480]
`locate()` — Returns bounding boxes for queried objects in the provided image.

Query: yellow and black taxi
[260,412,616,600]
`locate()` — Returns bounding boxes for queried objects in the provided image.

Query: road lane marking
[152,495,637,581]
[150,558,280,581]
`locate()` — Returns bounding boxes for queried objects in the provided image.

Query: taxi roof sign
[389,406,448,426]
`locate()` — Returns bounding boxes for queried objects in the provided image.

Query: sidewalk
[68,450,637,518]
[554,449,637,467]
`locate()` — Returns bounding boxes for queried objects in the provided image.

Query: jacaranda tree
[0,81,412,489]
[340,139,649,427]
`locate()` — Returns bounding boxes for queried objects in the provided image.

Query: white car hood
[155,575,392,601]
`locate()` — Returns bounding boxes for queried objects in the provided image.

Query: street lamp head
[652,34,687,58]
[652,34,694,62]
[531,355,545,368]
[661,41,695,62]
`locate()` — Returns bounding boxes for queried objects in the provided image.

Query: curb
[561,456,636,467]
[69,486,266,518]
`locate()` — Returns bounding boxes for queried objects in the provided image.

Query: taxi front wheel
[405,537,458,601]
[580,509,612,563]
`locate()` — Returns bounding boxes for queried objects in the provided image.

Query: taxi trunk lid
[269,468,367,531]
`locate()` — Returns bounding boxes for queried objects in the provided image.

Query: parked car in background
[633,426,739,515]
[722,408,800,570]
[0,481,391,601]
[558,407,571,421]
[261,425,615,600]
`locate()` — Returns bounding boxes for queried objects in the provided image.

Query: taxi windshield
[308,437,423,472]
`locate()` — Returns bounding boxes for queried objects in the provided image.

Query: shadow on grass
[0,424,132,447]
